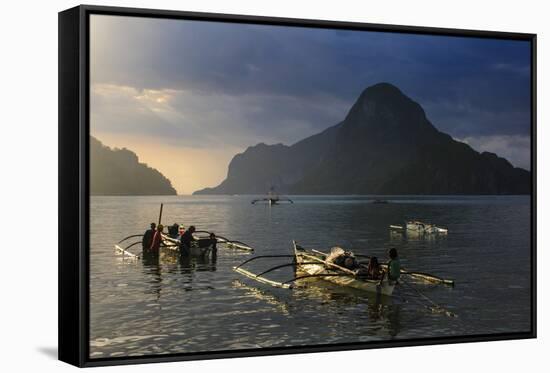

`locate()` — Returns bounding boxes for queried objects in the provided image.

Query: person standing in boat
[142,222,156,251]
[387,248,401,283]
[179,225,196,257]
[149,224,164,254]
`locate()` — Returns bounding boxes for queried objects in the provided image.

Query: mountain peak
[361,82,404,97]
[355,82,415,109]
[342,82,431,138]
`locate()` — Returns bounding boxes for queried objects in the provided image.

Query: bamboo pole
[235,255,296,269]
[157,203,164,226]
[233,267,293,289]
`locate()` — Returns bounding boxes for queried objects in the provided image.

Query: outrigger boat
[114,203,255,259]
[251,187,293,205]
[233,241,454,296]
[390,220,448,234]
[115,231,254,259]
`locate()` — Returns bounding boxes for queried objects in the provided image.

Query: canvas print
[89,15,532,359]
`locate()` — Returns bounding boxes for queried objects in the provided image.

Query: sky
[90,15,532,195]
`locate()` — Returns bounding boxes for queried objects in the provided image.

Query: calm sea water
[89,195,531,358]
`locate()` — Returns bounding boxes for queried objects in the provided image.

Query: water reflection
[233,271,404,339]
[389,229,449,242]
[90,195,531,357]
[140,250,219,298]
[232,280,291,315]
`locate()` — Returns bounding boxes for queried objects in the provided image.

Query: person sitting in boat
[179,225,196,257]
[142,222,156,250]
[387,248,401,283]
[149,224,164,254]
[343,256,359,270]
[367,256,382,279]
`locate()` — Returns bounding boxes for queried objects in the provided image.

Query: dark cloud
[91,15,532,168]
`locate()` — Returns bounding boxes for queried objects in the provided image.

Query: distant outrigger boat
[390,220,448,234]
[251,188,293,205]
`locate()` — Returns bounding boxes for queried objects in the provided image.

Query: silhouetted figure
[367,256,382,280]
[210,233,218,261]
[179,225,196,257]
[142,222,156,250]
[168,223,179,238]
[387,248,401,282]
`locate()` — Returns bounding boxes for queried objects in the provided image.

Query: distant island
[194,83,530,195]
[90,136,177,195]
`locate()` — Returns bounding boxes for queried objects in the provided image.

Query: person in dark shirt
[142,223,156,251]
[168,223,179,238]
[179,225,196,257]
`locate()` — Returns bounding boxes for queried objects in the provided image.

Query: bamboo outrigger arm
[233,266,356,289]
[234,255,297,269]
[117,234,144,244]
[255,261,319,277]
[283,273,355,284]
[233,267,294,289]
[194,230,255,252]
[114,242,141,258]
[401,270,455,286]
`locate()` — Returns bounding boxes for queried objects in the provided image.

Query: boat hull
[161,234,213,257]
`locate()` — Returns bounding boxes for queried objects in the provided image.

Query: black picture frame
[58,4,537,367]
